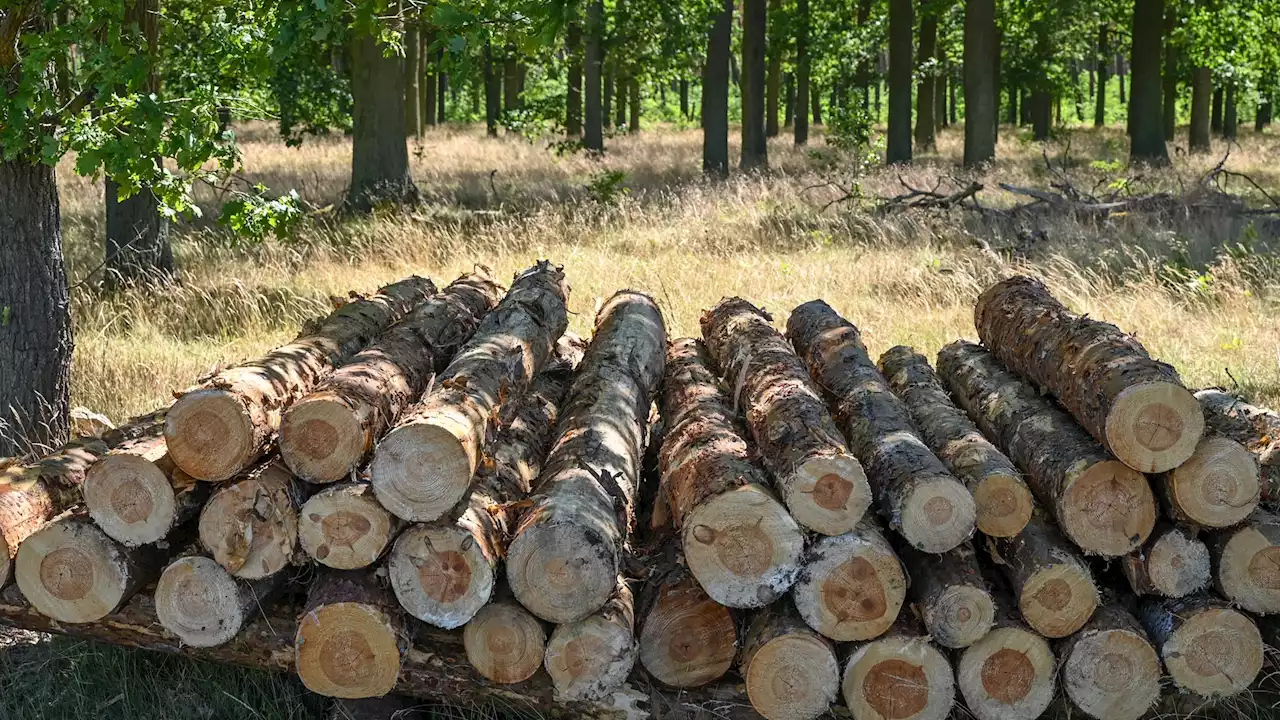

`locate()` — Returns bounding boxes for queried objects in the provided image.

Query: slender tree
[1161,6,1178,141]
[584,0,605,151]
[1095,23,1109,126]
[1224,81,1238,139]
[766,0,783,137]
[1189,66,1211,151]
[405,22,422,137]
[887,0,914,163]
[503,48,522,111]
[1211,86,1223,131]
[423,32,438,128]
[741,0,768,168]
[964,0,996,166]
[915,3,938,151]
[704,0,733,173]
[484,43,500,137]
[567,19,584,136]
[795,0,810,145]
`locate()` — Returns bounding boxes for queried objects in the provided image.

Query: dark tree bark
[437,67,447,124]
[1031,90,1051,140]
[935,45,947,130]
[1119,59,1126,104]
[404,23,421,137]
[566,21,583,137]
[348,28,416,211]
[856,0,873,106]
[914,6,937,151]
[603,65,614,129]
[887,0,913,163]
[703,0,732,175]
[1129,0,1169,165]
[483,44,500,137]
[423,39,438,128]
[584,1,604,151]
[503,49,522,112]
[1020,88,1031,125]
[1095,24,1109,127]
[812,83,823,124]
[1258,96,1273,131]
[949,67,958,125]
[992,26,1001,141]
[1224,81,1238,139]
[795,0,810,145]
[740,0,768,169]
[628,77,640,133]
[783,73,793,126]
[1161,7,1177,142]
[679,78,690,118]
[1189,67,1211,152]
[963,0,996,167]
[615,72,627,128]
[765,0,782,137]
[1212,86,1224,132]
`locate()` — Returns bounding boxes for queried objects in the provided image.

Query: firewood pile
[3,262,1279,720]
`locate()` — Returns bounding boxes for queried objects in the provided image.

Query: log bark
[463,594,547,685]
[1151,434,1259,528]
[166,276,436,482]
[740,603,840,720]
[1207,508,1280,614]
[370,262,569,523]
[790,520,907,642]
[1058,603,1161,720]
[635,545,737,689]
[700,298,871,536]
[198,461,307,580]
[544,577,637,701]
[657,338,804,608]
[879,345,1032,538]
[1195,389,1280,505]
[1138,593,1262,697]
[986,512,1099,638]
[389,338,581,629]
[936,340,1155,557]
[296,569,405,699]
[298,482,404,569]
[974,275,1202,473]
[893,540,994,648]
[841,620,956,720]
[84,434,209,546]
[280,272,503,484]
[956,592,1056,720]
[1120,522,1210,598]
[508,292,666,623]
[787,301,975,553]
[154,551,285,647]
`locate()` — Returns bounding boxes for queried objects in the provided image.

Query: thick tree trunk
[740,0,767,169]
[886,0,913,163]
[1257,95,1273,131]
[986,513,1099,638]
[658,339,803,608]
[701,298,870,536]
[1196,389,1280,504]
[296,569,405,699]
[702,0,731,174]
[544,578,637,700]
[507,293,666,624]
[893,541,993,648]
[105,180,173,286]
[155,552,285,648]
[280,273,501,484]
[404,23,421,137]
[879,346,1032,538]
[1208,509,1280,614]
[1224,81,1238,139]
[1138,593,1262,698]
[0,161,72,457]
[740,603,840,720]
[348,29,417,210]
[298,482,403,569]
[680,77,690,118]
[616,72,628,128]
[83,434,209,547]
[790,521,907,642]
[1212,85,1224,132]
[369,263,568,523]
[841,620,955,720]
[1031,90,1051,140]
[956,593,1056,720]
[1189,67,1212,152]
[566,22,583,137]
[914,8,937,151]
[462,594,546,684]
[484,45,500,136]
[628,77,641,132]
[1058,603,1162,720]
[765,0,781,138]
[794,0,810,145]
[1120,522,1210,598]
[1129,0,1169,163]
[1151,435,1259,528]
[975,275,1202,474]
[937,340,1155,557]
[584,0,604,151]
[963,0,996,166]
[503,50,522,112]
[787,302,973,553]
[636,544,737,689]
[1162,12,1177,141]
[1095,25,1109,126]
[165,275,434,482]
[198,462,306,581]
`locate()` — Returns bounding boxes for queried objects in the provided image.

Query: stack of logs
[2,267,1280,720]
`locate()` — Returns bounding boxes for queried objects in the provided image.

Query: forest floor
[2,122,1279,719]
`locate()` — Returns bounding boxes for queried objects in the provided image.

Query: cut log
[1120,522,1210,597]
[636,547,737,689]
[841,620,956,720]
[893,540,994,648]
[1152,435,1259,528]
[166,276,435,482]
[298,482,403,569]
[956,595,1055,720]
[878,345,1033,538]
[198,462,306,580]
[463,596,547,685]
[295,569,406,699]
[155,552,285,647]
[84,434,210,546]
[790,521,907,642]
[1138,593,1262,697]
[14,516,160,623]
[787,302,975,553]
[740,603,840,720]
[937,340,1156,557]
[1196,388,1280,504]
[986,512,1098,638]
[1208,508,1280,614]
[974,275,1203,473]
[370,262,569,522]
[508,292,666,623]
[280,272,503,484]
[389,340,581,629]
[699,298,871,536]
[658,338,804,608]
[544,577,637,701]
[1058,603,1161,720]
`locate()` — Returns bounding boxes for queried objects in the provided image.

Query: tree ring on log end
[85,454,176,546]
[388,524,492,629]
[295,601,401,699]
[299,485,397,570]
[746,632,839,720]
[843,636,954,720]
[15,519,129,624]
[198,469,298,580]
[681,483,804,608]
[165,388,256,482]
[545,611,637,701]
[1217,521,1280,614]
[638,580,736,688]
[1063,627,1161,720]
[1162,607,1261,697]
[155,555,248,647]
[463,601,546,685]
[786,454,872,536]
[1106,382,1204,474]
[899,477,977,553]
[1018,565,1097,638]
[927,585,995,649]
[958,627,1055,720]
[1061,460,1154,557]
[793,531,906,642]
[369,417,475,523]
[507,522,616,624]
[972,473,1034,538]
[279,396,367,484]
[1144,529,1209,597]
[1169,436,1260,528]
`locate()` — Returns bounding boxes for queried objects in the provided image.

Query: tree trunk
[740,0,767,169]
[813,86,823,124]
[935,49,947,130]
[1058,603,1162,720]
[679,78,690,118]
[636,543,737,689]
[404,23,421,137]
[437,67,447,123]
[616,72,628,128]
[1007,84,1018,125]
[628,77,641,133]
[703,0,733,175]
[1031,90,1051,141]
[783,73,794,127]
[974,275,1201,474]
[956,593,1056,720]
[1118,59,1126,104]
[155,553,285,648]
[887,0,914,163]
[795,0,810,145]
[787,301,972,552]
[701,299,870,536]
[740,603,840,720]
[348,29,416,210]
[657,339,804,608]
[765,0,782,137]
[369,262,568,523]
[280,273,501,484]
[914,7,937,151]
[1151,435,1259,528]
[963,0,996,166]
[603,64,614,129]
[936,340,1156,558]
[584,1,604,150]
[841,620,955,720]
[503,49,521,112]
[165,275,434,482]
[1212,85,1224,132]
[1257,95,1273,131]
[1138,593,1262,698]
[295,569,405,698]
[483,44,500,136]
[423,35,437,128]
[544,578,637,700]
[892,540,993,648]
[298,483,404,569]
[878,346,1033,538]
[1095,24,1109,126]
[1189,67,1212,152]
[198,462,305,580]
[104,179,173,287]
[1224,81,1238,139]
[507,293,665,624]
[1208,508,1280,614]
[986,513,1099,638]
[463,595,546,684]
[1120,522,1210,598]
[1019,88,1031,125]
[1161,9,1177,142]
[790,521,907,642]
[1195,389,1280,505]
[83,434,209,547]
[566,22,583,137]
[949,68,958,124]
[1129,0,1169,163]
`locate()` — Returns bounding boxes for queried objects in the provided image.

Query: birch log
[155,552,285,647]
[84,434,209,546]
[1138,593,1262,698]
[841,619,956,720]
[198,461,306,580]
[986,512,1099,638]
[298,482,404,569]
[544,577,638,701]
[956,593,1056,720]
[893,540,994,648]
[636,545,737,689]
[1208,508,1280,613]
[1058,603,1161,720]
[295,569,406,699]
[1151,434,1259,528]
[740,603,840,720]
[790,521,908,642]
[1197,388,1280,504]
[1120,522,1210,597]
